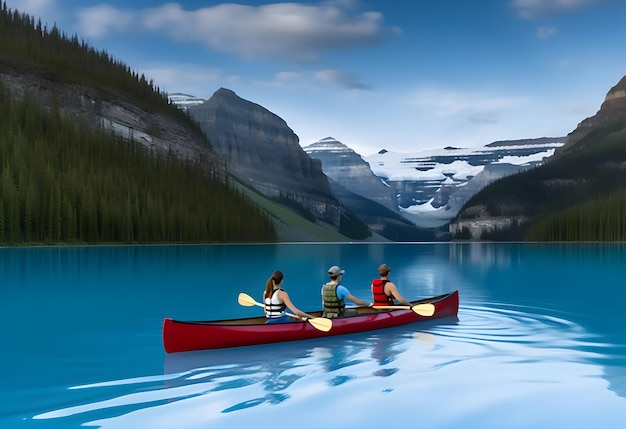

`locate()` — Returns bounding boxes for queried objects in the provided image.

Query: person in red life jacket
[371,264,412,307]
[263,270,314,324]
[321,265,372,318]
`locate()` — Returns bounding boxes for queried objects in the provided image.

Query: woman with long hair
[264,270,313,324]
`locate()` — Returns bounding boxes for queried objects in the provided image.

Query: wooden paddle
[371,303,436,317]
[237,293,332,332]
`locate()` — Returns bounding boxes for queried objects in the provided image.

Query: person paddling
[371,264,412,307]
[321,265,371,318]
[263,270,314,324]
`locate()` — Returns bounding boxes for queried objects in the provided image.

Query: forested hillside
[0,1,186,121]
[0,3,276,244]
[453,116,626,241]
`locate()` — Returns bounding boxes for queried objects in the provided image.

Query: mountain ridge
[361,138,564,227]
[449,73,626,240]
[185,88,374,239]
[171,91,566,232]
[303,137,398,212]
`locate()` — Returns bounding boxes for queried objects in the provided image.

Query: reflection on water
[161,317,457,409]
[30,305,625,428]
[31,320,451,424]
[3,243,626,429]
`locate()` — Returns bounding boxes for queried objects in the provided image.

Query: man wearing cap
[321,265,371,318]
[371,263,412,307]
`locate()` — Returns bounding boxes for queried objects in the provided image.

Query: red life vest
[372,279,393,306]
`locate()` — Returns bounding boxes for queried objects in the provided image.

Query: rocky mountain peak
[187,88,342,225]
[215,87,236,96]
[602,75,626,109]
[208,87,250,108]
[197,88,292,149]
[306,137,352,152]
[559,74,626,154]
[303,137,399,212]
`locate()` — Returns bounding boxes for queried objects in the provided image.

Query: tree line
[0,1,198,130]
[526,187,626,241]
[0,3,277,244]
[0,85,276,244]
[453,116,626,242]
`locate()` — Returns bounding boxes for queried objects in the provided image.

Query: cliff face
[303,137,398,212]
[188,88,342,225]
[0,70,225,179]
[559,75,626,155]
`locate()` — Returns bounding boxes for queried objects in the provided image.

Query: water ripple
[31,304,625,429]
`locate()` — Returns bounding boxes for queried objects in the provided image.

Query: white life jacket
[264,288,286,318]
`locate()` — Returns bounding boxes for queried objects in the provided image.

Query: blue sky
[7,0,626,155]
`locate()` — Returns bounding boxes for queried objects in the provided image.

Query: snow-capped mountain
[168,93,206,109]
[168,92,564,230]
[363,138,565,227]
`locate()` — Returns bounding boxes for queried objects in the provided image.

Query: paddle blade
[412,303,435,317]
[237,292,258,307]
[308,317,332,332]
[414,332,436,346]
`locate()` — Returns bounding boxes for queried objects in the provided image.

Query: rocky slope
[559,75,626,155]
[303,137,398,212]
[0,69,225,179]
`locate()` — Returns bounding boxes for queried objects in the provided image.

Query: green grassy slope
[230,176,389,242]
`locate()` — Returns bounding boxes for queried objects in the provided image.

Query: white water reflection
[32,305,625,429]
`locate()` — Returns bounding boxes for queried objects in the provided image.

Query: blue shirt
[320,284,350,300]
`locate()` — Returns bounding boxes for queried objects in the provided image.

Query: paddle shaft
[249,301,301,320]
[372,305,413,309]
[237,292,332,332]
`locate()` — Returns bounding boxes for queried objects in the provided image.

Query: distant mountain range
[180,89,451,241]
[303,138,443,241]
[449,74,626,241]
[170,94,565,230]
[178,88,399,241]
[161,78,626,241]
[362,138,564,227]
[6,3,624,244]
[303,137,398,212]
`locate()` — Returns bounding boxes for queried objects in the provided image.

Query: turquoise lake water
[1,243,625,428]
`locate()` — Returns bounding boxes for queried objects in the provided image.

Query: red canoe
[162,290,459,353]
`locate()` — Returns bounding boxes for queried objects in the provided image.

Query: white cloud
[512,0,606,19]
[251,69,368,91]
[249,71,312,90]
[142,3,387,61]
[275,71,303,81]
[536,26,558,38]
[75,2,391,62]
[76,5,135,38]
[7,0,61,24]
[139,64,225,97]
[314,69,371,90]
[407,87,526,120]
[7,0,56,15]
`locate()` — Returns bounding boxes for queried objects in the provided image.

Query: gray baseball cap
[328,265,345,276]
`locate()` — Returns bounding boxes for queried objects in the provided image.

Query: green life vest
[322,282,345,318]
